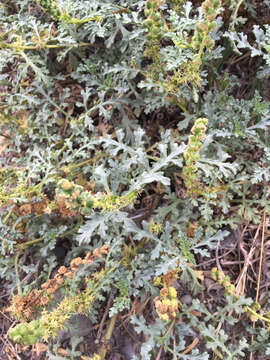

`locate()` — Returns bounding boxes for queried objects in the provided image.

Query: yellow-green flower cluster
[210,267,270,323]
[191,0,221,62]
[211,267,236,296]
[154,286,179,322]
[9,320,46,346]
[56,179,137,215]
[143,1,164,43]
[9,248,109,345]
[149,220,163,235]
[40,285,96,340]
[36,0,101,24]
[95,190,138,212]
[9,286,96,344]
[38,0,61,20]
[182,118,208,197]
[89,355,101,360]
[202,0,221,22]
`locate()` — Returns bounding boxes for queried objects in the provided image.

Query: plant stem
[99,313,118,360]
[15,237,44,251]
[15,252,22,295]
[2,41,98,51]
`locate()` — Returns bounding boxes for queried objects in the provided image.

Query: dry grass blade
[235,222,262,296]
[249,209,267,360]
[0,335,21,360]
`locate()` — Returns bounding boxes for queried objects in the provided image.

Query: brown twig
[235,222,261,296]
[96,297,113,343]
[0,309,12,322]
[155,344,164,360]
[99,313,118,360]
[255,209,266,302]
[156,319,176,360]
[249,209,266,360]
[182,337,200,355]
[0,335,21,360]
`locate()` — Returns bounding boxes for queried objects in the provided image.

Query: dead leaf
[58,348,68,356]
[32,342,48,357]
[0,134,9,156]
[194,270,204,282]
[182,337,199,354]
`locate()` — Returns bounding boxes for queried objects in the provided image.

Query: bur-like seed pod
[153,14,161,22]
[168,286,177,299]
[252,302,261,311]
[101,244,109,254]
[71,257,83,269]
[157,303,168,314]
[143,19,154,28]
[222,279,231,288]
[196,23,208,33]
[249,313,259,322]
[144,9,151,17]
[206,13,217,21]
[9,320,45,345]
[60,179,73,191]
[170,298,179,309]
[205,38,215,49]
[207,21,217,32]
[160,287,168,297]
[160,313,169,322]
[58,266,67,274]
[151,1,157,10]
[226,284,236,295]
[152,27,161,36]
[146,1,153,9]
[157,19,164,27]
[212,0,221,9]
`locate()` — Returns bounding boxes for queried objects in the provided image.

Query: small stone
[180,294,192,305]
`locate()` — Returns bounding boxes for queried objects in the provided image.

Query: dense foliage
[0,0,270,359]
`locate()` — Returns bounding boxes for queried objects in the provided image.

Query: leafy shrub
[0,0,270,359]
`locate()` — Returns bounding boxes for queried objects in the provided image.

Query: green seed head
[60,179,73,191]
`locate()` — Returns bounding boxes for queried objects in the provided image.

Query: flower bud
[168,286,177,299]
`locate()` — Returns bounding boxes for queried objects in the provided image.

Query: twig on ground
[0,335,21,360]
[96,297,113,343]
[249,209,266,360]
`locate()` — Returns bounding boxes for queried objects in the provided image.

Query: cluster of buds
[14,197,50,217]
[43,245,109,287]
[202,0,221,21]
[56,179,92,217]
[149,220,163,235]
[211,267,236,296]
[88,354,101,360]
[37,0,102,24]
[7,290,51,322]
[38,0,61,20]
[154,286,179,322]
[210,268,270,323]
[8,246,109,345]
[56,179,137,217]
[9,246,109,320]
[9,320,45,346]
[154,269,178,287]
[143,1,164,42]
[182,118,208,197]
[191,0,221,53]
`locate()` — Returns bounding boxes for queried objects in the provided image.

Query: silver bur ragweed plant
[56,178,138,215]
[154,286,179,322]
[182,117,208,197]
[9,245,109,344]
[1,0,270,359]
